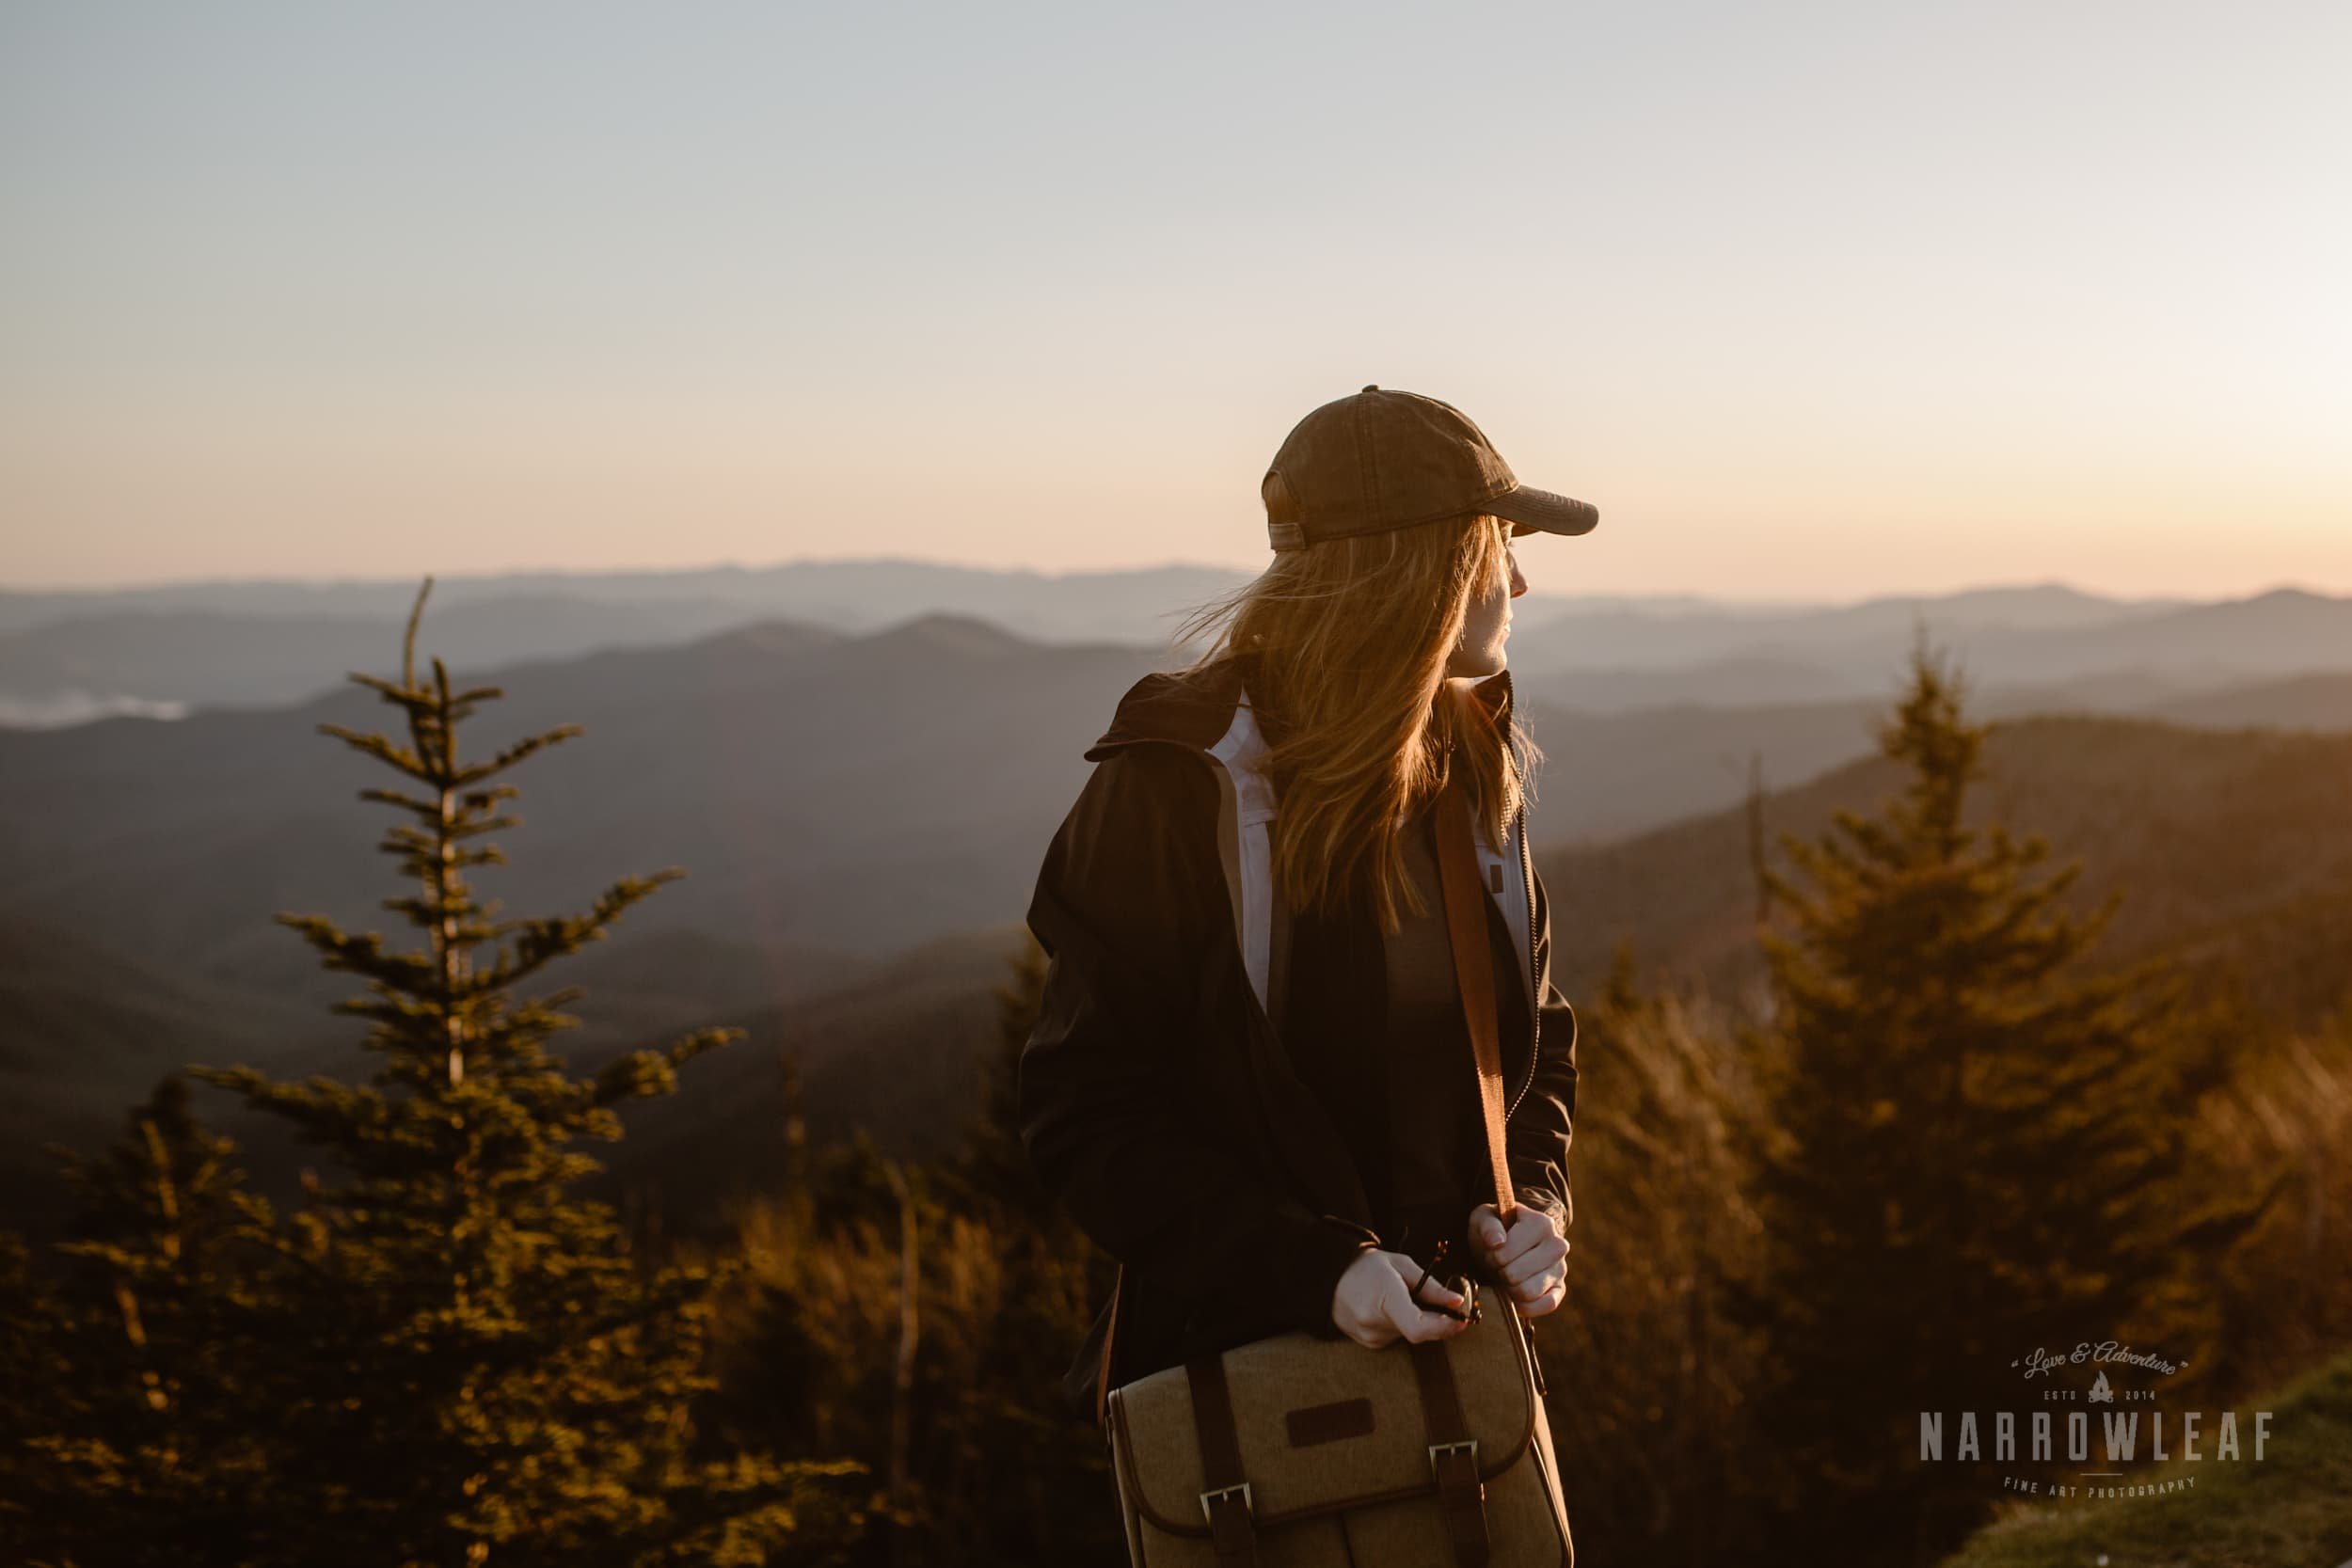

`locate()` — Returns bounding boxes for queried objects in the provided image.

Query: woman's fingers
[1470,1203,1569,1273]
[1393,1291,1471,1342]
[1401,1260,1467,1317]
[1518,1269,1567,1317]
[1348,1245,1567,1338]
[1382,1257,1468,1342]
[1336,1250,1474,1347]
[1500,1232,1568,1287]
[1382,1258,1466,1343]
[1505,1255,1569,1314]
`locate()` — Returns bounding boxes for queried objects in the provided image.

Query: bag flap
[1109,1283,1539,1535]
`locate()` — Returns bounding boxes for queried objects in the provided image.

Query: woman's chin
[1448,649,1509,680]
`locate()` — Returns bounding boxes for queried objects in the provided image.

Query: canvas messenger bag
[1102,779,1574,1567]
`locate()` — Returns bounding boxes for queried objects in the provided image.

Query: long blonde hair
[1170,509,1544,934]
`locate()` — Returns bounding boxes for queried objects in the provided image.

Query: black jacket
[1017,655,1580,1418]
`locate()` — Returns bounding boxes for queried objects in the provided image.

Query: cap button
[1361,384,1379,393]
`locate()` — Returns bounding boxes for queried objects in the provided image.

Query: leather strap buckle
[1428,1437,1480,1475]
[1200,1481,1253,1525]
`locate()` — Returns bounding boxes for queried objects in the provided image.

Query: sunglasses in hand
[1406,1239,1481,1324]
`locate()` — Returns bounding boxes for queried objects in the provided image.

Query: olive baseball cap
[1263,385,1599,552]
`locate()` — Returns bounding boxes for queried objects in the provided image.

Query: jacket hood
[1077,652,1536,1023]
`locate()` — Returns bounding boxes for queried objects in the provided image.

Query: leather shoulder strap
[1434,780,1516,1220]
[1093,1263,1123,1431]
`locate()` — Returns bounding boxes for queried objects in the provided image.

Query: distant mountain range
[8,605,2351,987]
[0,905,919,1251]
[1502,584,2352,711]
[4,594,2349,1243]
[1521,667,2352,844]
[0,560,1257,720]
[8,561,2347,725]
[1538,715,2352,1030]
[0,615,1166,980]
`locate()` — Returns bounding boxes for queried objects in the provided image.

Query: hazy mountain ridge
[1503,584,2352,700]
[1538,713,2352,1031]
[1521,664,2352,847]
[0,558,1255,633]
[6,560,2317,726]
[0,911,865,1247]
[6,611,2350,1243]
[7,608,2352,992]
[0,613,1170,986]
[2147,671,2352,731]
[0,594,771,719]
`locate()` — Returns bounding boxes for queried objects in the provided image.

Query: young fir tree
[1732,627,2261,1563]
[2,1076,292,1566]
[178,578,858,1566]
[936,935,1121,1563]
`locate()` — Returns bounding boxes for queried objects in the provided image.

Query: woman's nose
[1509,561,1529,597]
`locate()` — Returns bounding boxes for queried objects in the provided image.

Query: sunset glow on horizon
[4,1,2346,599]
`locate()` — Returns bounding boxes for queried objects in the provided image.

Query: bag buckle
[1428,1438,1479,1477]
[1199,1481,1253,1524]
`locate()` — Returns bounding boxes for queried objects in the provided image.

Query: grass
[1939,1346,2352,1568]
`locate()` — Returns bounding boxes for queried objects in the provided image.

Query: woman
[1018,385,1597,1421]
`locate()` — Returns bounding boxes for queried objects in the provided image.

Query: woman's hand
[1330,1248,1474,1349]
[1469,1202,1569,1317]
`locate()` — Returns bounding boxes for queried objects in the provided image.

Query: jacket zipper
[1504,800,1541,1120]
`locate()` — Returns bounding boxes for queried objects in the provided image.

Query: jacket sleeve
[1504,855,1579,1233]
[1018,746,1377,1338]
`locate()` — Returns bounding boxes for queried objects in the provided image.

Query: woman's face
[1446,525,1529,679]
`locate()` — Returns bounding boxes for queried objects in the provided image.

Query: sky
[3,0,2347,599]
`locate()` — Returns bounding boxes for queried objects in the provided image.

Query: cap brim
[1486,483,1599,537]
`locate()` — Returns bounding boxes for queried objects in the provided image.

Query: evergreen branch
[469,872,688,996]
[312,722,430,779]
[452,725,585,789]
[459,784,522,812]
[356,786,440,815]
[272,915,437,988]
[183,1066,393,1147]
[589,1027,744,1110]
[400,576,431,686]
[342,670,435,706]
